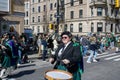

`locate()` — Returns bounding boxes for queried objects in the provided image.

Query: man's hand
[1,45,6,49]
[62,59,70,64]
[49,58,54,64]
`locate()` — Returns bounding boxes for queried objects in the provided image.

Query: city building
[24,0,60,35]
[24,0,120,35]
[0,0,13,35]
[0,0,24,36]
[64,0,120,35]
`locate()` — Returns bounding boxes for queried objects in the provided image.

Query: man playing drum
[49,31,84,80]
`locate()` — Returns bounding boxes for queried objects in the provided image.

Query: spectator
[41,36,47,61]
[37,35,42,57]
[87,34,98,63]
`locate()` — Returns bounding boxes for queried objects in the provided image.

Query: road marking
[83,52,109,58]
[105,55,120,60]
[97,52,109,56]
[97,53,117,58]
[2,78,16,80]
[114,58,120,61]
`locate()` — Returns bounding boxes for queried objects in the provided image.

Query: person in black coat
[49,31,83,80]
[47,37,54,56]
[47,37,54,50]
[87,34,98,63]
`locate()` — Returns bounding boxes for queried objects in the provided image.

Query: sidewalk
[28,53,50,60]
[28,53,39,60]
[28,47,118,60]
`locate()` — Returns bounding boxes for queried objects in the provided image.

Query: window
[26,11,28,17]
[105,8,108,16]
[43,15,46,21]
[32,7,35,13]
[79,23,82,32]
[115,9,119,17]
[60,12,64,21]
[25,20,28,25]
[43,5,46,11]
[26,20,28,25]
[43,26,45,32]
[64,24,67,31]
[97,7,102,16]
[38,26,40,33]
[111,0,114,3]
[79,9,83,18]
[24,20,25,25]
[70,0,74,6]
[111,9,114,16]
[46,25,49,32]
[38,6,41,12]
[70,11,74,19]
[32,0,34,3]
[38,0,40,3]
[50,14,53,21]
[70,24,73,32]
[110,24,113,32]
[61,0,64,7]
[54,3,56,8]
[91,7,93,16]
[32,26,34,31]
[25,3,29,9]
[50,3,53,10]
[105,23,107,32]
[32,17,35,23]
[91,23,94,32]
[38,16,40,22]
[97,22,103,32]
[79,0,83,4]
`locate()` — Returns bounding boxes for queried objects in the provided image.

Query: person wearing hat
[0,33,19,78]
[1,33,9,45]
[0,33,10,78]
[49,31,83,80]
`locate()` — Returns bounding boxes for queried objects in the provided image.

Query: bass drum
[45,69,73,80]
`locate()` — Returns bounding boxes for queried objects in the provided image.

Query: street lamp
[55,0,64,33]
[55,0,60,33]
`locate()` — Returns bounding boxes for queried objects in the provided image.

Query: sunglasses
[62,37,68,39]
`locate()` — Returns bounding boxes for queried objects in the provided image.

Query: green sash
[57,42,84,80]
[2,56,11,68]
[73,42,84,74]
[57,64,81,80]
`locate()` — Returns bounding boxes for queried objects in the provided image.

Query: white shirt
[37,38,41,46]
[58,41,71,56]
[53,39,58,49]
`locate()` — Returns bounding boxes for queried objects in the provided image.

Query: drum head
[45,69,73,80]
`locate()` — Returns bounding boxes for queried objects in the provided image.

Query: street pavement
[82,50,120,80]
[2,48,120,80]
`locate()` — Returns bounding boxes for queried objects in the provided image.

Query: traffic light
[115,0,120,8]
[49,24,54,29]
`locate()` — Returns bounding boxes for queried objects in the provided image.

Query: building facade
[64,0,120,35]
[0,0,24,36]
[25,0,65,35]
[25,0,120,35]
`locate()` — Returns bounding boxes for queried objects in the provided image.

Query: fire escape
[109,0,120,33]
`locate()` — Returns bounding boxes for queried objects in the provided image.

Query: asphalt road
[3,50,120,80]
